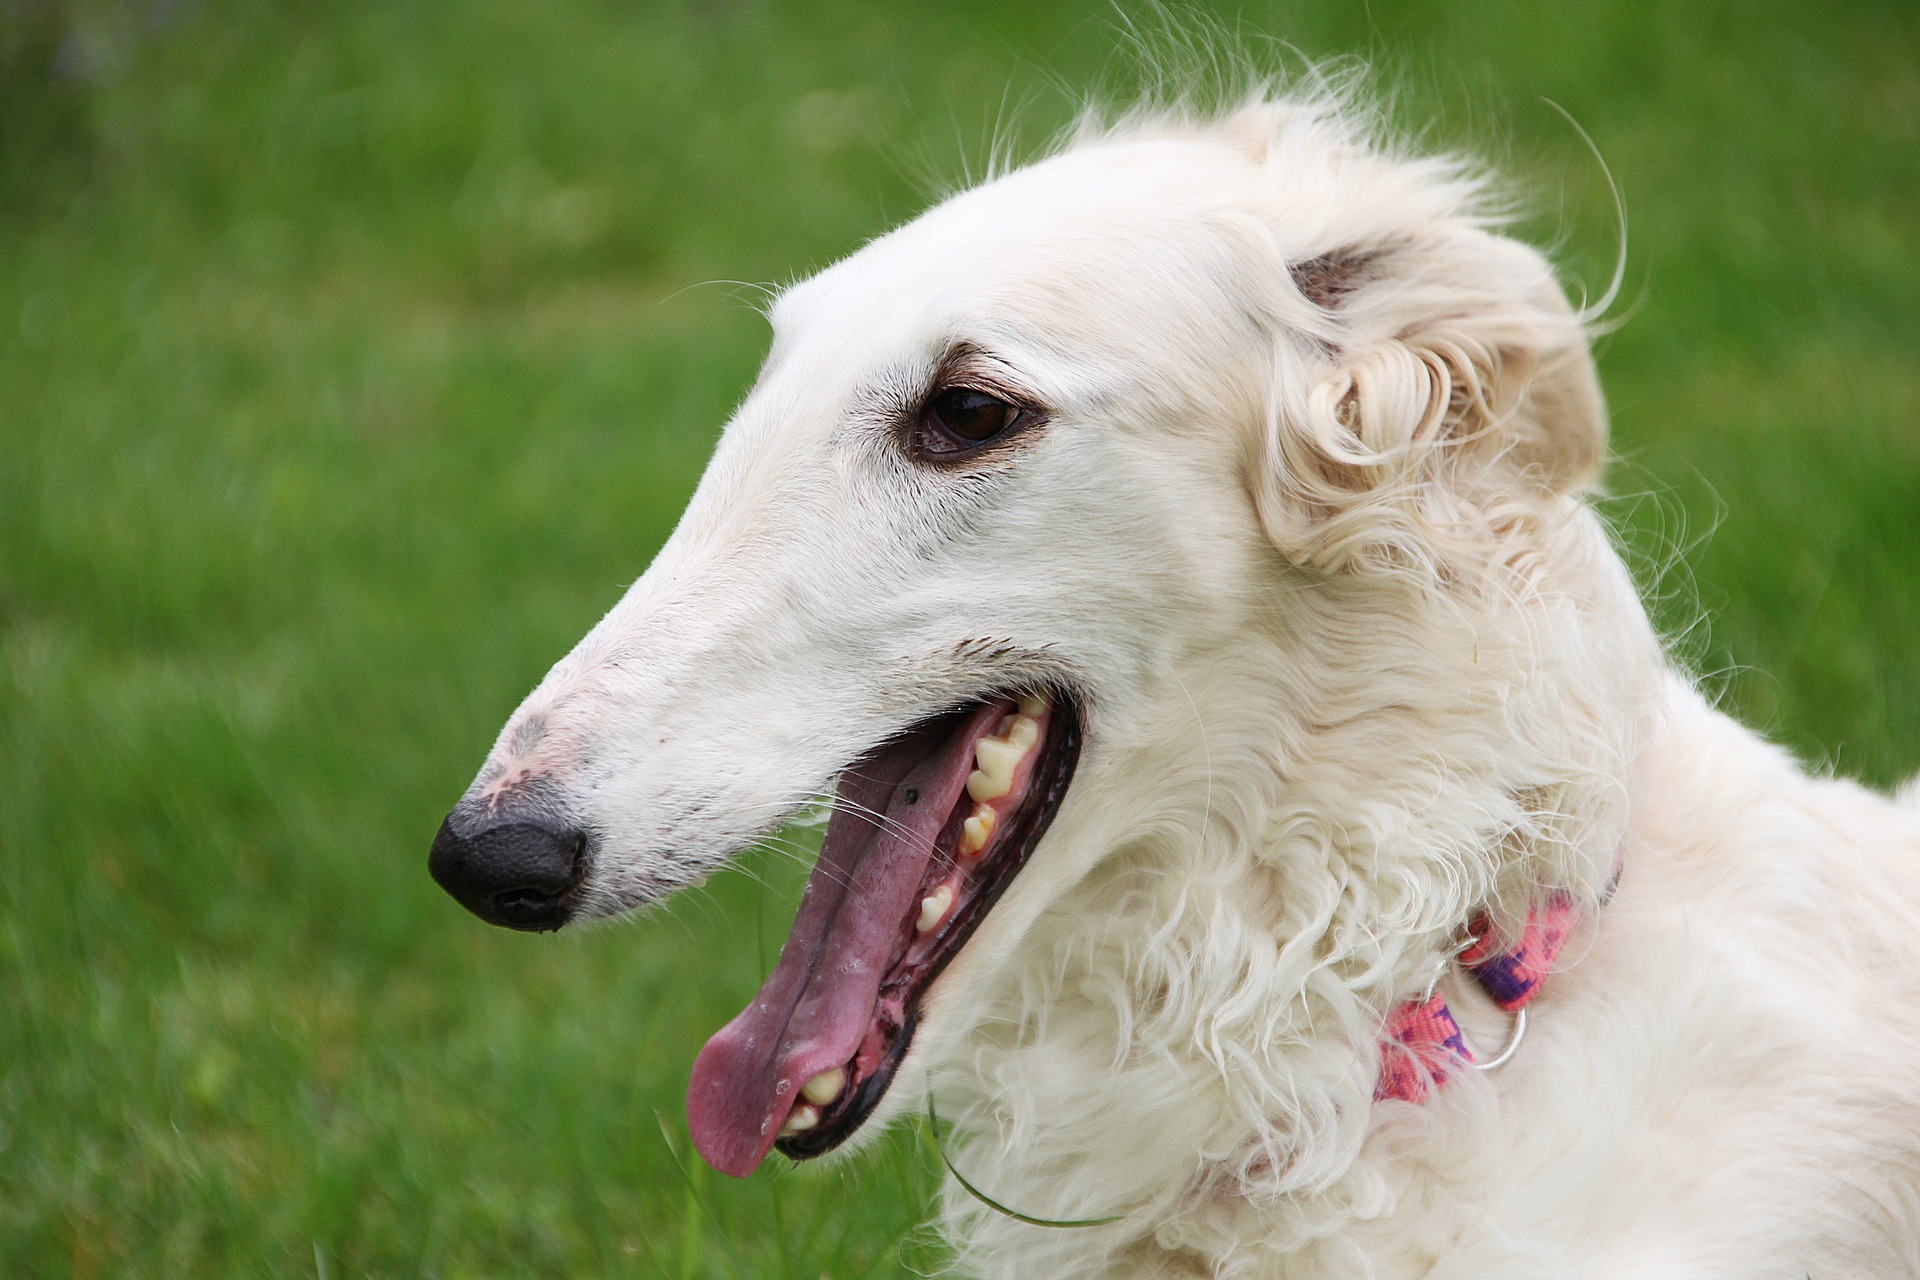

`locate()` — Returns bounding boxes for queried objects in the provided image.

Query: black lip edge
[774,692,1082,1161]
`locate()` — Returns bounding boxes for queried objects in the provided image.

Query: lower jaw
[774,1006,920,1161]
[772,694,1082,1163]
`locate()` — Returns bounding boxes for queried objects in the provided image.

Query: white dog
[428,85,1920,1277]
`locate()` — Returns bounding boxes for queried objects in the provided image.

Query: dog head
[427,95,1615,1176]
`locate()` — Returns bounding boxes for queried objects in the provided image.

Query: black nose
[428,814,587,932]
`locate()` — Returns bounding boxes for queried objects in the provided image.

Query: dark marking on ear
[1290,246,1381,310]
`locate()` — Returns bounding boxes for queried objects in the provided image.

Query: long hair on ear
[1262,218,1608,588]
[1099,94,1617,591]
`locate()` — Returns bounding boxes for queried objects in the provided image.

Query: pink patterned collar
[1375,870,1611,1104]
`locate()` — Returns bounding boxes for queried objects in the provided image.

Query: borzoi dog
[428,90,1920,1277]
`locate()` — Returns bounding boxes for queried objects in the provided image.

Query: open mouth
[686,689,1081,1177]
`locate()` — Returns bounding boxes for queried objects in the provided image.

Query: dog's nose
[428,811,587,932]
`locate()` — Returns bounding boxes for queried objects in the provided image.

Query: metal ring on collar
[1467,1005,1528,1072]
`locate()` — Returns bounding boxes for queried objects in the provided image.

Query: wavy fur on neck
[935,539,1661,1277]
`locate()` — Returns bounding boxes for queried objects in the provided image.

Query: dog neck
[928,508,1663,1276]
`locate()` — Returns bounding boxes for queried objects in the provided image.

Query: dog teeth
[1018,691,1048,718]
[960,803,996,856]
[965,714,1039,802]
[801,1069,844,1105]
[917,884,954,934]
[966,742,1018,800]
[1005,714,1040,750]
[780,1104,819,1136]
[965,771,1010,802]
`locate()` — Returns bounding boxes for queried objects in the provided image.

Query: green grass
[2,0,1915,1275]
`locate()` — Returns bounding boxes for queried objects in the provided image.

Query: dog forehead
[770,138,1263,364]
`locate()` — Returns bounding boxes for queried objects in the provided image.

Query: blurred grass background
[1,0,1915,1275]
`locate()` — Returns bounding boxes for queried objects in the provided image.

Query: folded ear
[1253,229,1606,581]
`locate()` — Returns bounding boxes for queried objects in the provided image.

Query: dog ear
[1255,231,1606,580]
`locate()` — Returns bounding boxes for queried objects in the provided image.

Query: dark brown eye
[923,387,1018,450]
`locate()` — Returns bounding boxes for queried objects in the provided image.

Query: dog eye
[920,388,1021,453]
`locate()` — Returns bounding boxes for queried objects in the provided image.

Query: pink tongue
[686,701,1009,1177]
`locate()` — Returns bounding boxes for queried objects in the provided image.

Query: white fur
[462,88,1920,1276]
